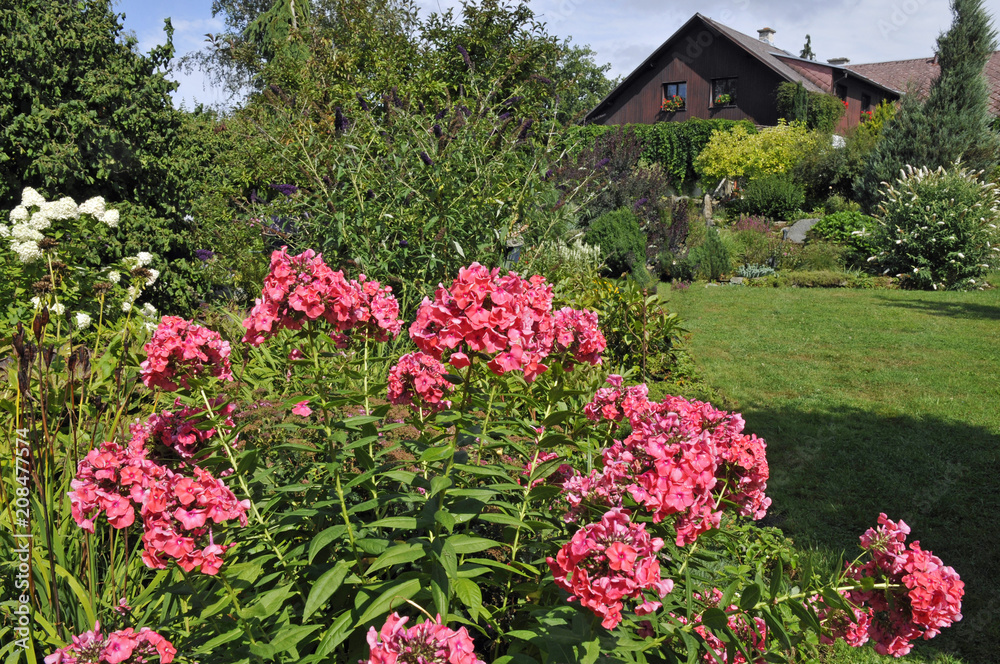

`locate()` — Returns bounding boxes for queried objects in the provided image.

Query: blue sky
[115,0,990,109]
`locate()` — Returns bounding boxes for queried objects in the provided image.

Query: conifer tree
[855,0,998,211]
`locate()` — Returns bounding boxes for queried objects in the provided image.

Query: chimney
[758,27,776,45]
[827,57,851,66]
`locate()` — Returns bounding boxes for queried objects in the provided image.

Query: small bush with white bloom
[871,163,1000,290]
[1,188,160,333]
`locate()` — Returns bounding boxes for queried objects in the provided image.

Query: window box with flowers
[661,95,685,113]
[713,93,733,107]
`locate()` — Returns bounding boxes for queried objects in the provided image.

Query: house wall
[834,75,895,133]
[592,21,787,126]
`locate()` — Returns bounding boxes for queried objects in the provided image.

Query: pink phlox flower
[45,623,175,664]
[292,400,312,417]
[546,508,672,629]
[363,613,486,664]
[242,247,401,346]
[387,352,456,415]
[140,317,232,391]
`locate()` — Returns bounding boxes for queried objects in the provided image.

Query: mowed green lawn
[667,284,1000,664]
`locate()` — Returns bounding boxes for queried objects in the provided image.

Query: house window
[861,94,872,111]
[662,82,686,112]
[836,84,847,101]
[712,78,737,106]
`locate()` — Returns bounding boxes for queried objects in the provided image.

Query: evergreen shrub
[584,207,647,277]
[732,173,805,220]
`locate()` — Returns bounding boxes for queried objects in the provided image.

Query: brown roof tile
[849,52,1000,115]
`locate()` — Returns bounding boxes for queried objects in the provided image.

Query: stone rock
[729,277,744,285]
[782,218,821,243]
[703,194,713,225]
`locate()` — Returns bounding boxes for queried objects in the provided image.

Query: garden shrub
[689,226,730,281]
[694,120,816,187]
[823,194,861,215]
[775,82,846,132]
[730,226,782,268]
[731,173,805,220]
[584,207,647,276]
[797,241,846,271]
[872,163,1000,290]
[747,269,897,289]
[657,248,696,283]
[737,263,776,279]
[810,211,879,265]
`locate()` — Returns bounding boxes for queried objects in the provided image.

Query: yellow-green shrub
[694,121,817,186]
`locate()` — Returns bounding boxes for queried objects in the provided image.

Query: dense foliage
[871,163,1000,290]
[730,173,806,220]
[583,208,646,277]
[694,121,816,187]
[775,82,846,133]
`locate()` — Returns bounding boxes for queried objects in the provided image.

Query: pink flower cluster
[45,622,175,664]
[387,352,455,414]
[407,263,604,382]
[363,612,485,664]
[140,465,249,573]
[546,508,673,629]
[68,410,248,575]
[550,307,607,369]
[830,514,964,657]
[671,589,767,663]
[242,247,401,346]
[560,377,770,546]
[140,317,232,391]
[129,398,235,461]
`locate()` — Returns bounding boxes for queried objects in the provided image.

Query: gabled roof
[585,13,827,122]
[848,52,1000,115]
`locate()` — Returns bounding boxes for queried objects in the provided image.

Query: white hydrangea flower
[126,285,139,302]
[145,268,160,286]
[78,197,106,217]
[0,224,9,238]
[21,187,46,208]
[50,302,66,316]
[99,209,120,228]
[122,301,133,313]
[75,312,92,330]
[27,211,52,231]
[108,271,121,283]
[9,206,28,222]
[30,296,42,310]
[141,302,157,318]
[143,320,157,333]
[50,197,79,220]
[12,241,43,263]
[11,225,43,242]
[136,252,153,266]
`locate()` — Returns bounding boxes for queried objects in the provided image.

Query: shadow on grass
[876,296,1000,321]
[741,403,1000,664]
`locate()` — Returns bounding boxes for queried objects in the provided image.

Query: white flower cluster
[75,312,92,330]
[77,196,119,227]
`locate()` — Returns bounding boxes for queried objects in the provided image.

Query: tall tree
[0,0,181,212]
[800,34,815,60]
[855,0,999,210]
[550,40,618,125]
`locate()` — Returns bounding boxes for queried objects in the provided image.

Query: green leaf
[304,561,350,619]
[701,607,729,630]
[309,525,348,564]
[448,534,499,554]
[249,625,321,658]
[739,582,762,612]
[368,517,418,530]
[453,577,483,619]
[429,474,452,497]
[194,627,245,653]
[357,578,422,625]
[769,558,783,599]
[367,542,425,575]
[241,585,296,619]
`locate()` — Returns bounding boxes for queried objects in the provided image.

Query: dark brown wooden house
[585,13,900,133]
